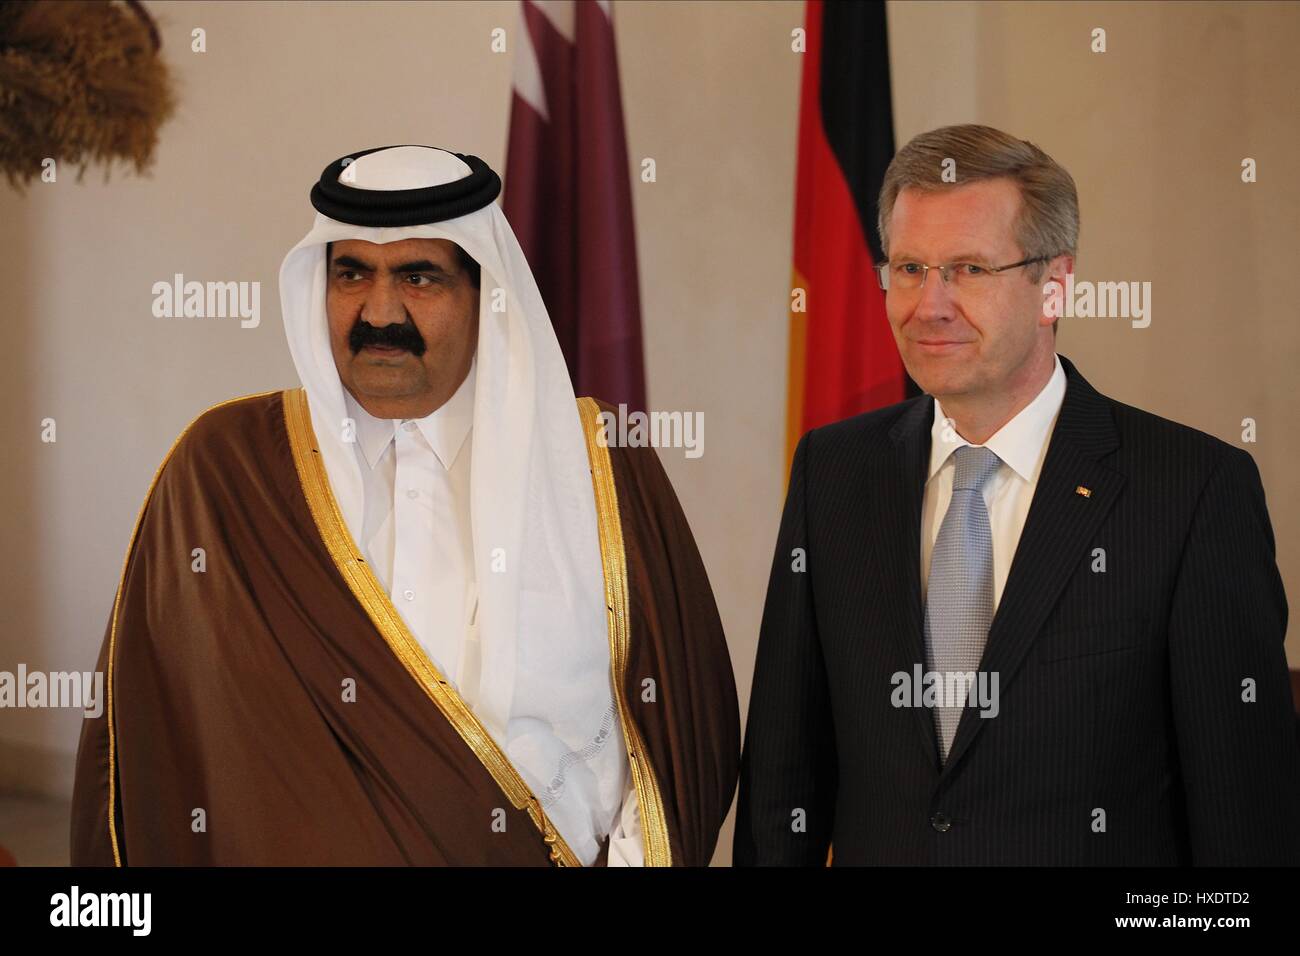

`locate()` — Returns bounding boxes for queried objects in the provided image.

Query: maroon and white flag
[505,0,646,411]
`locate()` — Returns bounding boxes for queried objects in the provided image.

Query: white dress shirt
[340,359,643,865]
[921,353,1067,611]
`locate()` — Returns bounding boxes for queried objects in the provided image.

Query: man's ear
[1038,253,1075,327]
[1043,254,1074,285]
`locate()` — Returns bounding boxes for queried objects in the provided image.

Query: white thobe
[340,360,644,865]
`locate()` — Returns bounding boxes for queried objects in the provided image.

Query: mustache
[349,317,426,356]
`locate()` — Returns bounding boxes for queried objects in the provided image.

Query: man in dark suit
[735,124,1300,865]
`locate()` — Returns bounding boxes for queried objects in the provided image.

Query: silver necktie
[924,444,1002,763]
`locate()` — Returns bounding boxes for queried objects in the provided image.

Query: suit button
[931,812,952,833]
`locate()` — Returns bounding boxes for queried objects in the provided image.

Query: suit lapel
[883,396,941,768]
[941,356,1125,777]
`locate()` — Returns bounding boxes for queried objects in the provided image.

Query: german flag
[786,0,909,470]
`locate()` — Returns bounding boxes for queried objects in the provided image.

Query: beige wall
[0,1,1295,868]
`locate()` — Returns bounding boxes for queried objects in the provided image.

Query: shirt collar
[927,352,1066,484]
[343,356,476,472]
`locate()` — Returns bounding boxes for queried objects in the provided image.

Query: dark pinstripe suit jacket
[735,355,1300,865]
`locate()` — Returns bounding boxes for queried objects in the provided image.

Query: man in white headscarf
[72,145,740,867]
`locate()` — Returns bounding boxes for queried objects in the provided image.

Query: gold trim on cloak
[105,389,283,867]
[282,387,583,866]
[576,397,673,867]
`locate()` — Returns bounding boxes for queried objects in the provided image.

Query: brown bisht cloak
[70,389,739,866]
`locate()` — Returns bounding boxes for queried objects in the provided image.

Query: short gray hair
[877,124,1079,283]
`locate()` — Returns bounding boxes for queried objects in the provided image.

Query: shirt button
[930,812,952,833]
[402,421,417,432]
[403,589,415,601]
[406,488,418,499]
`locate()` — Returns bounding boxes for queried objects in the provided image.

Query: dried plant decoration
[0,0,175,190]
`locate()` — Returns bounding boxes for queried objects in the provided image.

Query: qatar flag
[505,0,646,411]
